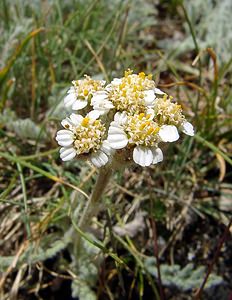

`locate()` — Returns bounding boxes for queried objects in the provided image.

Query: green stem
[72,165,112,266]
[78,165,112,230]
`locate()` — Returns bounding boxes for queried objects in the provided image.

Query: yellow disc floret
[108,70,156,114]
[154,94,185,126]
[73,118,105,154]
[72,75,105,100]
[124,113,160,147]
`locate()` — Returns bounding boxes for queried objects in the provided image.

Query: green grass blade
[194,134,232,166]
[0,151,89,199]
[0,28,44,88]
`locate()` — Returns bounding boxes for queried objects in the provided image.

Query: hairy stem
[78,165,112,230]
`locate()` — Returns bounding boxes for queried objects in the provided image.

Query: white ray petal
[107,136,128,149]
[93,107,113,116]
[61,118,73,129]
[91,91,108,104]
[61,114,83,129]
[67,87,75,94]
[114,111,128,125]
[107,125,128,149]
[90,151,108,168]
[108,125,125,135]
[87,110,100,120]
[111,78,122,85]
[154,88,165,95]
[72,99,88,110]
[64,92,76,107]
[56,129,73,136]
[60,147,76,161]
[105,78,122,91]
[151,147,163,164]
[57,140,73,147]
[100,140,114,155]
[181,121,194,136]
[56,130,73,142]
[56,133,73,146]
[93,99,114,109]
[144,90,156,107]
[70,113,83,126]
[91,97,114,115]
[133,146,153,167]
[159,125,179,142]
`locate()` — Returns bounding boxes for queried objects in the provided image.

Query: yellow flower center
[154,95,185,126]
[108,71,156,114]
[81,117,89,127]
[124,114,160,146]
[73,118,105,154]
[72,75,105,101]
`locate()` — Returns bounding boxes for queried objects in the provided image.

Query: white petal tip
[64,93,76,107]
[90,151,108,168]
[133,146,153,167]
[159,125,179,142]
[154,88,165,95]
[152,147,163,164]
[60,147,76,161]
[182,121,194,136]
[72,100,88,110]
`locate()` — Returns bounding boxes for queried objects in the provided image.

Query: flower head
[148,94,195,142]
[56,69,194,168]
[64,75,106,111]
[152,94,184,126]
[107,112,163,167]
[107,70,157,114]
[55,111,112,167]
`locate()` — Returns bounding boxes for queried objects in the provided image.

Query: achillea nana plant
[55,69,195,237]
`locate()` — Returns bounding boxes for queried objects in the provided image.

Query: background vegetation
[0,0,231,299]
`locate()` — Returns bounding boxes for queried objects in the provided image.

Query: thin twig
[115,234,161,300]
[194,218,232,299]
[149,217,165,300]
[106,209,126,296]
[206,47,218,117]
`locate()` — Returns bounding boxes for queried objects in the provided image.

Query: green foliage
[10,118,46,140]
[0,108,46,140]
[186,0,232,64]
[144,257,223,291]
[161,0,232,65]
[152,199,166,220]
[109,0,158,30]
[0,236,69,272]
[71,235,101,300]
[72,282,97,300]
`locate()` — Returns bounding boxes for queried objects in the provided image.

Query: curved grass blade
[0,28,45,88]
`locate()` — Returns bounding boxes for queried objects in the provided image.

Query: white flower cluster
[56,70,194,167]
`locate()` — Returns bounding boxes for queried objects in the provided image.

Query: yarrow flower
[147,93,194,142]
[55,111,112,167]
[107,112,163,167]
[56,70,194,167]
[64,75,113,115]
[106,70,160,114]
